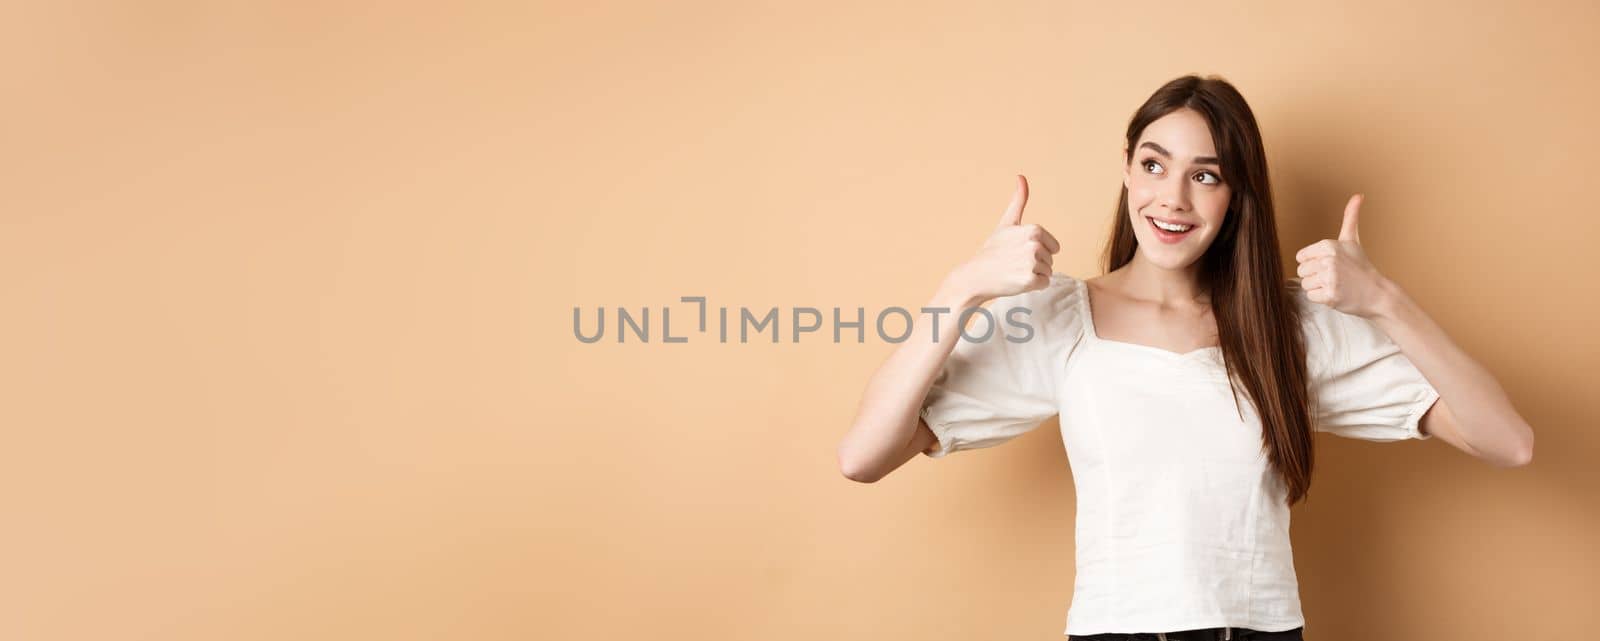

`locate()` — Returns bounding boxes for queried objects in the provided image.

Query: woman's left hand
[1294,194,1394,319]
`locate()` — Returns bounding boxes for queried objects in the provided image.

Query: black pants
[1068,625,1304,640]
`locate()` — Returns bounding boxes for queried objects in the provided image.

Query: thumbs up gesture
[1293,194,1392,318]
[945,175,1062,304]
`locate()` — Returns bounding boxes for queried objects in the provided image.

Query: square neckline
[1078,277,1222,360]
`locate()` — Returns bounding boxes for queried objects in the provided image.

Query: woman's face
[1122,107,1233,270]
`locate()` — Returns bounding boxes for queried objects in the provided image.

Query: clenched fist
[944,175,1062,304]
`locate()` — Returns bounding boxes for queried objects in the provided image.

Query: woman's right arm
[836,175,1059,483]
[836,282,984,483]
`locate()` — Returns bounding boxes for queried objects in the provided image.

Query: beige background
[2,1,1597,640]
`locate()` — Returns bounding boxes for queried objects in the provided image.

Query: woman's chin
[1136,242,1207,270]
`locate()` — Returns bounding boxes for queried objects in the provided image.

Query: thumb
[997,174,1029,227]
[1339,193,1363,243]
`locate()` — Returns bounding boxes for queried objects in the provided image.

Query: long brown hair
[1102,74,1315,506]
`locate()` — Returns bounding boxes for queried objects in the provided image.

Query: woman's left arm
[1369,277,1535,467]
[1296,194,1535,468]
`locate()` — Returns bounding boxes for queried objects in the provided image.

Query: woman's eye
[1142,159,1164,174]
[1195,171,1220,185]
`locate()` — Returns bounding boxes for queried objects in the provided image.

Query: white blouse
[918,272,1439,635]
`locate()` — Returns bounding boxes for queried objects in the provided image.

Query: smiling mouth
[1145,215,1196,233]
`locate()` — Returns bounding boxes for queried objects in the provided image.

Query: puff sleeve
[919,273,1085,458]
[1293,279,1439,442]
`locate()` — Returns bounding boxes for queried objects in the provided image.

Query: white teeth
[1151,218,1193,232]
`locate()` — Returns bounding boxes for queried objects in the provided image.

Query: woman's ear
[1121,147,1131,190]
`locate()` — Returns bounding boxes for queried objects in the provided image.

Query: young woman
[836,74,1535,641]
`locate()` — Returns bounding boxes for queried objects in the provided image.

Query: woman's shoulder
[984,271,1088,341]
[1284,276,1357,329]
[1284,276,1390,370]
[988,271,1085,311]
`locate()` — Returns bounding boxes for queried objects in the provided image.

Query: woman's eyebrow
[1138,141,1220,166]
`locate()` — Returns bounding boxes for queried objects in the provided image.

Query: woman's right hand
[942,174,1062,304]
[838,174,1063,482]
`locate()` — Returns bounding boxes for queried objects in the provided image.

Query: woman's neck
[1111,252,1209,308]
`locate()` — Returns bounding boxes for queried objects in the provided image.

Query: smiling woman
[1129,135,1224,243]
[837,73,1535,641]
[1101,77,1317,510]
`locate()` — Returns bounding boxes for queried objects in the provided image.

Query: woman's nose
[1160,181,1191,211]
